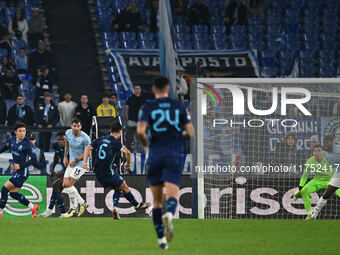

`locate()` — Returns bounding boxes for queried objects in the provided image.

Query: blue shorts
[146,154,185,187]
[9,170,29,188]
[96,173,124,189]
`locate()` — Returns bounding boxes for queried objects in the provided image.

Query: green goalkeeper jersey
[299,156,334,186]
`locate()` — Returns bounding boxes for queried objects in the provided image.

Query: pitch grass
[0,218,339,255]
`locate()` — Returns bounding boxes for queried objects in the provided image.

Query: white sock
[73,188,85,206]
[65,187,77,210]
[0,208,3,214]
[47,208,52,213]
[28,202,34,210]
[313,197,327,217]
[158,236,167,245]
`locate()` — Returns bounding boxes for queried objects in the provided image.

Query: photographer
[8,10,28,44]
[33,65,54,105]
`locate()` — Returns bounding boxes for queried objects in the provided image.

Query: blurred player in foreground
[83,117,150,220]
[0,122,39,218]
[293,144,340,217]
[137,76,194,249]
[306,136,340,219]
[39,131,67,217]
[63,118,91,217]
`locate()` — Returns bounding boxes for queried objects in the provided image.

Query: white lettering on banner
[249,188,280,215]
[207,57,220,67]
[81,181,104,214]
[211,188,232,214]
[129,57,140,66]
[236,177,246,214]
[178,187,192,215]
[235,57,246,66]
[282,188,319,215]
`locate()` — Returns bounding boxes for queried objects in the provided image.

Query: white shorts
[64,166,87,180]
[329,171,340,188]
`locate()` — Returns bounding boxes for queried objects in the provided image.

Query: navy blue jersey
[0,136,37,174]
[138,97,191,155]
[52,142,65,162]
[91,135,122,176]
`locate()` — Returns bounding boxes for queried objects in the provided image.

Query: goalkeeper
[293,144,340,214]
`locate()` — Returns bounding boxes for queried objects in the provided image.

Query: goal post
[191,78,340,219]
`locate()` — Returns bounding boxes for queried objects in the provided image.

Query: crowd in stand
[111,0,255,34]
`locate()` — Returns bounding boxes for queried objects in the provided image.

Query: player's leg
[3,179,39,217]
[300,180,320,212]
[307,185,338,219]
[112,190,121,220]
[65,166,89,217]
[62,167,79,217]
[40,177,66,217]
[118,181,150,209]
[150,184,167,250]
[0,181,14,217]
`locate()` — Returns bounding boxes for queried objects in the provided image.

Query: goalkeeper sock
[0,186,9,209]
[9,192,30,207]
[314,197,327,217]
[152,208,164,239]
[57,196,66,214]
[123,191,138,207]
[113,191,121,208]
[48,192,59,210]
[165,197,178,216]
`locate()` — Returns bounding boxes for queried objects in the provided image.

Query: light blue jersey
[323,145,340,173]
[65,129,91,167]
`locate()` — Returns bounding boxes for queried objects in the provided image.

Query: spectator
[309,135,319,154]
[58,91,77,127]
[7,94,34,126]
[27,133,47,174]
[149,0,159,33]
[175,66,188,101]
[0,68,21,101]
[271,132,306,167]
[75,94,95,135]
[0,56,14,75]
[14,48,29,73]
[35,92,59,152]
[29,40,55,75]
[224,0,248,34]
[96,94,116,117]
[33,65,54,104]
[188,0,209,26]
[125,84,147,152]
[8,10,29,44]
[171,0,188,16]
[0,25,13,55]
[109,92,120,116]
[27,7,45,47]
[328,97,340,116]
[112,1,141,32]
[247,0,264,18]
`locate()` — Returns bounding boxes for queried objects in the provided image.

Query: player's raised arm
[82,145,93,169]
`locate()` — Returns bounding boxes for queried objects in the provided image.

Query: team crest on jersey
[18,145,23,151]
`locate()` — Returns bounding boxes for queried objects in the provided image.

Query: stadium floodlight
[191,78,340,219]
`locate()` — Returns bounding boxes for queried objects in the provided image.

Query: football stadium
[0,0,340,254]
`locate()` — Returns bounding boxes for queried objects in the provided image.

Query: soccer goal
[191,78,340,219]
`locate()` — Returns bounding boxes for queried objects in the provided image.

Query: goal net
[191,78,340,219]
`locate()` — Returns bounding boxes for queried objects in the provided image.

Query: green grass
[0,218,339,255]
